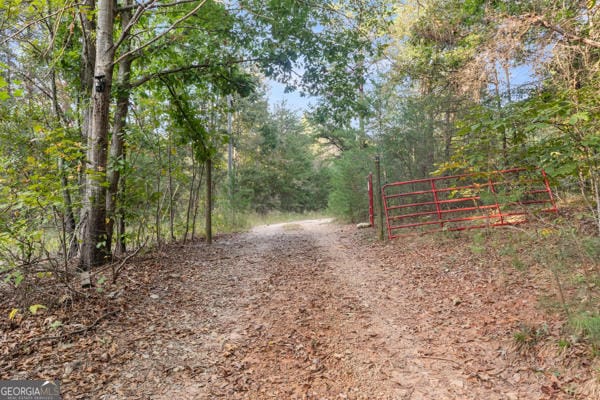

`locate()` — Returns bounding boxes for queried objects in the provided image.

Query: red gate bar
[382,168,558,239]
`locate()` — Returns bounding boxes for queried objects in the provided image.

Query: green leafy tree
[327,147,374,223]
[236,101,329,214]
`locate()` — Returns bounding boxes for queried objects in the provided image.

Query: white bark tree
[79,0,115,269]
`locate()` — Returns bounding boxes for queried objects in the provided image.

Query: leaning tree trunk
[116,174,127,255]
[77,0,96,199]
[167,130,176,242]
[106,0,133,255]
[58,157,79,258]
[192,164,205,240]
[106,67,132,252]
[205,157,212,245]
[80,0,115,270]
[184,146,197,244]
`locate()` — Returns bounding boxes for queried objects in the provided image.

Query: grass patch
[242,211,331,228]
[571,313,600,347]
[513,323,550,351]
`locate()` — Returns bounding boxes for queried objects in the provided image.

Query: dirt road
[3,219,589,399]
[93,218,579,400]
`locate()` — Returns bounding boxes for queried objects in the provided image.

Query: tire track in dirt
[99,219,575,400]
[102,219,375,399]
[309,223,512,400]
[308,222,576,400]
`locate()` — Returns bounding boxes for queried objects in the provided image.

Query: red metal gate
[381,168,558,239]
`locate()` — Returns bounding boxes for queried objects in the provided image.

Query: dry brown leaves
[1,220,598,399]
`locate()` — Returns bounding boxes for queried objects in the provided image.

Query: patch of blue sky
[267,79,317,113]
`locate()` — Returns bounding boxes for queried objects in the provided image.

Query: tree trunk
[77,0,96,202]
[205,157,212,244]
[192,164,205,240]
[58,158,78,258]
[492,65,507,164]
[79,0,115,270]
[115,170,127,255]
[155,140,163,247]
[168,130,175,242]
[106,1,133,253]
[77,0,96,142]
[184,146,197,244]
[227,94,234,203]
[444,110,454,160]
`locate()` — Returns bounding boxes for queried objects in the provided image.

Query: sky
[266,62,536,115]
[267,80,316,113]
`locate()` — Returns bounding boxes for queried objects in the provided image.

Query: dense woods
[0,0,384,276]
[328,0,600,231]
[1,0,599,327]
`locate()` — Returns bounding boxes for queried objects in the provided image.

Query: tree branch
[113,0,158,51]
[530,15,600,49]
[12,68,53,99]
[111,0,208,66]
[129,57,262,88]
[117,0,197,12]
[0,2,80,46]
[161,76,210,157]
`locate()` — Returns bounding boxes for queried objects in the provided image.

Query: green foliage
[236,104,329,214]
[0,0,395,270]
[0,95,81,285]
[28,304,46,315]
[447,83,600,182]
[469,231,487,255]
[8,308,20,320]
[383,0,600,233]
[49,320,63,330]
[377,93,452,181]
[327,148,374,223]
